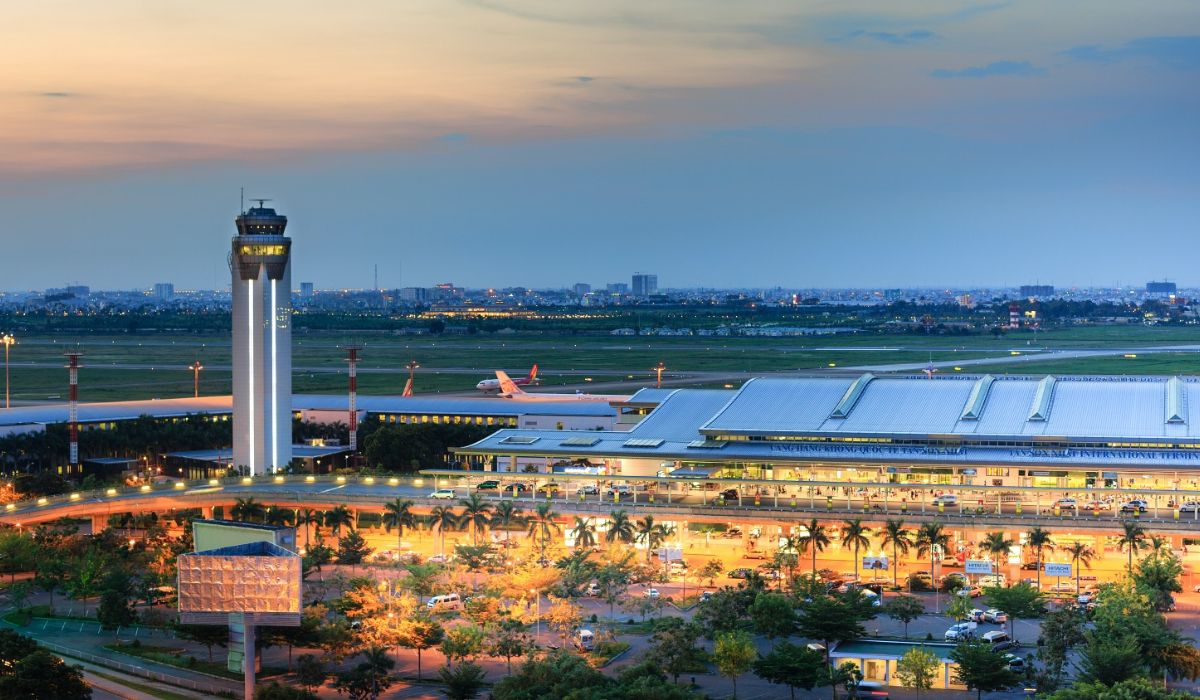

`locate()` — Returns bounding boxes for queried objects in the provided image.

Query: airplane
[491,370,627,402]
[476,365,538,393]
[402,376,414,397]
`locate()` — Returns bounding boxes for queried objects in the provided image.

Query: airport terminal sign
[1043,563,1072,578]
[964,560,993,575]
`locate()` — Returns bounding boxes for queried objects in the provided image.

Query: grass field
[3,325,1200,402]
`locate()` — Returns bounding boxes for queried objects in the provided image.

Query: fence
[38,638,234,697]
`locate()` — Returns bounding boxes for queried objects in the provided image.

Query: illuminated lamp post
[653,362,666,389]
[2,334,13,409]
[189,360,204,399]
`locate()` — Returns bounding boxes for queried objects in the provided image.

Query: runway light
[106,488,117,496]
[209,479,219,486]
[1124,354,1137,359]
[414,479,424,487]
[140,485,151,492]
[175,482,186,489]
[37,497,47,505]
[388,477,399,486]
[242,477,253,485]
[5,504,14,511]
[828,363,837,367]
[274,476,285,484]
[336,476,346,484]
[69,493,80,501]
[305,475,316,483]
[364,476,375,485]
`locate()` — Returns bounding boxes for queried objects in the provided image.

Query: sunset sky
[3,1,1198,289]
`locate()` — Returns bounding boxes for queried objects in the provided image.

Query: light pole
[653,362,666,389]
[189,361,203,398]
[2,334,14,409]
[530,588,539,643]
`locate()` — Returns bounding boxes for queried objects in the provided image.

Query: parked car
[958,586,984,598]
[978,574,1007,588]
[983,609,1008,624]
[1020,561,1040,571]
[700,591,713,603]
[1178,501,1200,514]
[1083,500,1111,511]
[719,489,740,501]
[944,622,975,641]
[475,480,500,491]
[1077,592,1094,605]
[728,568,753,579]
[606,484,634,499]
[504,482,529,493]
[1048,581,1077,594]
[931,494,959,506]
[536,482,561,496]
[1055,497,1078,509]
[644,588,660,599]
[721,527,743,538]
[578,484,600,495]
[1003,653,1025,671]
[427,593,462,610]
[967,609,987,623]
[585,583,601,597]
[743,549,767,560]
[429,489,456,499]
[982,630,1011,646]
[1120,499,1149,514]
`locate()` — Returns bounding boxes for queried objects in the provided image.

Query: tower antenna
[240,187,244,213]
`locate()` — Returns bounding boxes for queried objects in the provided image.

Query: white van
[426,593,462,610]
[607,484,634,498]
[982,630,1010,645]
[575,629,594,651]
[932,494,959,506]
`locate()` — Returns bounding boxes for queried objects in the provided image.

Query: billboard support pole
[243,613,256,700]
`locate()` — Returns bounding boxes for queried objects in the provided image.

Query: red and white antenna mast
[345,346,362,451]
[65,352,82,468]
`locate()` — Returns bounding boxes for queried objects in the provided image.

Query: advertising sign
[964,560,993,575]
[862,556,889,571]
[1043,562,1072,578]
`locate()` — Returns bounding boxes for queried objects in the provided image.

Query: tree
[440,660,487,700]
[797,518,831,576]
[895,646,940,699]
[295,654,328,694]
[1118,521,1147,574]
[946,594,974,623]
[430,505,460,555]
[174,623,229,663]
[0,629,38,668]
[397,616,445,680]
[753,641,828,700]
[1038,603,1084,684]
[7,581,31,611]
[1045,678,1197,700]
[489,500,523,548]
[255,682,318,700]
[569,517,596,550]
[231,496,266,523]
[1133,550,1183,612]
[950,639,1019,700]
[1064,542,1095,594]
[841,519,871,582]
[332,646,394,700]
[983,583,1043,642]
[0,650,91,700]
[595,558,632,622]
[336,530,373,567]
[492,650,608,700]
[980,531,1014,578]
[486,619,531,674]
[647,618,706,684]
[700,559,724,587]
[606,509,635,544]
[1026,526,1054,591]
[264,506,295,527]
[381,499,415,553]
[795,591,874,666]
[749,592,796,639]
[440,624,485,668]
[33,558,68,612]
[634,515,664,563]
[884,595,925,639]
[525,502,561,559]
[1079,632,1145,685]
[694,587,750,640]
[458,493,494,546]
[324,506,355,538]
[713,630,755,700]
[297,508,323,548]
[544,596,583,648]
[914,521,950,592]
[880,519,912,589]
[97,570,137,634]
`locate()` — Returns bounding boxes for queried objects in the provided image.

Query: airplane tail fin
[496,370,524,395]
[527,364,538,382]
[402,377,414,397]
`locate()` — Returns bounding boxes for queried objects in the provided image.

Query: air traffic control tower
[230,202,292,475]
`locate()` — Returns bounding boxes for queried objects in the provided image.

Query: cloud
[38,91,76,98]
[1061,36,1200,70]
[439,133,470,143]
[574,76,595,83]
[931,60,1046,79]
[844,29,938,45]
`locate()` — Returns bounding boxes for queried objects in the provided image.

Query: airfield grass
[4,325,1200,402]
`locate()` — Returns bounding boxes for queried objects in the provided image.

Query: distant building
[572,283,591,297]
[153,283,175,301]
[1019,285,1054,298]
[884,289,903,301]
[632,273,658,297]
[299,282,314,298]
[607,283,629,295]
[1147,281,1177,296]
[399,287,428,303]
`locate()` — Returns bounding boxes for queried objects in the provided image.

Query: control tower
[230,201,292,475]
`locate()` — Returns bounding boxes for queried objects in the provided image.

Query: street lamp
[189,360,204,398]
[2,334,14,409]
[653,362,666,389]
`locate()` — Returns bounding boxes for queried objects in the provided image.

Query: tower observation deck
[230,202,292,475]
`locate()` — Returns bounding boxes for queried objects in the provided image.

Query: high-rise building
[300,282,314,298]
[1147,281,1177,296]
[229,203,292,475]
[632,273,658,297]
[572,283,591,297]
[153,283,175,301]
[606,283,629,294]
[1019,285,1054,298]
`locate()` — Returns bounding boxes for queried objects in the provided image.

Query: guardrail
[38,638,234,696]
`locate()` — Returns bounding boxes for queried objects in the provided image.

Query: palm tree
[1065,542,1095,594]
[1119,521,1147,574]
[323,505,354,538]
[880,519,912,589]
[842,519,871,582]
[264,506,294,527]
[606,509,635,544]
[296,508,321,547]
[570,517,597,550]
[382,498,415,554]
[358,646,395,698]
[797,518,831,576]
[914,521,950,591]
[458,493,494,545]
[980,532,1015,583]
[230,497,265,523]
[635,515,672,563]
[490,500,523,549]
[525,502,561,559]
[430,505,460,556]
[1026,527,1054,591]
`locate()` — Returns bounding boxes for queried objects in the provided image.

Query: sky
[2,1,1198,291]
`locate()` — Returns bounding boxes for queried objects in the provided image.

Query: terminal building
[456,373,1200,492]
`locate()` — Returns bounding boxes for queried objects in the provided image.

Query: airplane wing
[496,370,524,395]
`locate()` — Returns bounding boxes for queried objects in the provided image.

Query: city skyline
[2,2,1198,289]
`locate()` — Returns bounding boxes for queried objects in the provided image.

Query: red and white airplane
[490,370,627,402]
[476,365,538,393]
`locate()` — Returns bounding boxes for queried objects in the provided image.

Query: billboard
[178,541,301,626]
[862,556,889,571]
[193,519,297,553]
[964,560,993,575]
[1043,562,1072,578]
